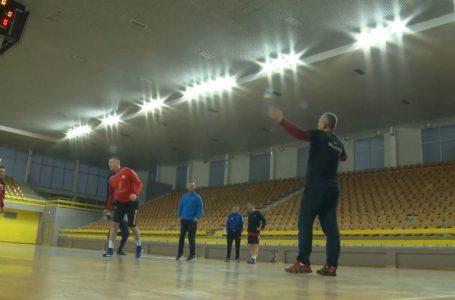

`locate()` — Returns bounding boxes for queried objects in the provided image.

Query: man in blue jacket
[225,205,243,263]
[176,182,204,261]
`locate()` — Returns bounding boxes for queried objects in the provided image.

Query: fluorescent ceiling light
[389,19,408,34]
[101,114,121,126]
[183,76,237,99]
[141,98,165,112]
[260,52,302,73]
[66,125,91,139]
[356,18,409,48]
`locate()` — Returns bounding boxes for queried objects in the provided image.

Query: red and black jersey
[105,167,143,209]
[0,179,5,209]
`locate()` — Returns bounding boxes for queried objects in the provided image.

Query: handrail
[214,228,455,236]
[59,228,207,235]
[5,195,103,211]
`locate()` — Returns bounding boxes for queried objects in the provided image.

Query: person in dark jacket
[246,202,266,264]
[225,205,243,263]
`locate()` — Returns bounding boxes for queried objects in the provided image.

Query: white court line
[392,295,455,300]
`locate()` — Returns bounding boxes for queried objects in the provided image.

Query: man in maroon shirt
[268,106,347,276]
[103,157,144,258]
[0,166,5,213]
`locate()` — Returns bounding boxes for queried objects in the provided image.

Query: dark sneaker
[176,254,183,261]
[186,255,196,261]
[236,258,240,263]
[317,265,337,276]
[246,258,256,264]
[135,245,143,259]
[116,250,127,256]
[285,261,312,273]
[102,248,114,257]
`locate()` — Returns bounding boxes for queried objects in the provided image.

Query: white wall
[189,160,210,187]
[158,166,176,189]
[228,154,249,184]
[397,127,423,166]
[274,146,298,179]
[338,138,354,173]
[384,129,397,168]
[40,206,101,246]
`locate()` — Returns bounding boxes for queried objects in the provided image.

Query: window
[175,166,188,188]
[422,125,455,162]
[149,166,157,182]
[249,153,270,182]
[297,147,309,177]
[209,160,225,187]
[354,136,384,170]
[77,164,108,196]
[0,146,27,183]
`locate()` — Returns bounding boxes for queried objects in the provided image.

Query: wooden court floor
[1,243,455,300]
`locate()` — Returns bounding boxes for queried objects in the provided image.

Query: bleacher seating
[78,162,455,234]
[81,178,305,231]
[265,161,455,231]
[4,176,25,197]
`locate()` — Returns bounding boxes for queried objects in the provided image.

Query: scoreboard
[0,0,28,54]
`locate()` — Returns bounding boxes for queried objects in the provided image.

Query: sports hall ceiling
[0,0,455,167]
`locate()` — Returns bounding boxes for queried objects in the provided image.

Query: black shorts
[112,201,138,227]
[247,232,260,244]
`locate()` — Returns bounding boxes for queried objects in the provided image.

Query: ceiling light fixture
[183,76,237,100]
[141,98,165,112]
[66,125,92,139]
[260,52,303,73]
[101,114,121,126]
[355,18,409,48]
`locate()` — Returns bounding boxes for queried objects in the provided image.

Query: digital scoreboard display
[0,0,12,30]
[0,0,28,40]
[0,0,28,54]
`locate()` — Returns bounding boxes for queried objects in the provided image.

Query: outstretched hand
[267,106,284,123]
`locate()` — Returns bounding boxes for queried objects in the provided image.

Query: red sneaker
[316,265,337,276]
[285,261,312,273]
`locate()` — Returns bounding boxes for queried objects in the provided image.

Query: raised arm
[267,106,310,141]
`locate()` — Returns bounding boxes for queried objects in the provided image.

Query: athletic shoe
[176,254,183,261]
[186,255,196,261]
[135,245,143,259]
[316,265,337,276]
[285,261,312,273]
[116,250,127,256]
[224,257,230,262]
[236,258,240,263]
[102,248,114,257]
[246,258,256,264]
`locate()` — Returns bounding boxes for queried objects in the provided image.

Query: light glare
[183,76,236,99]
[356,18,409,48]
[102,114,121,126]
[260,52,302,73]
[66,125,92,139]
[141,98,165,112]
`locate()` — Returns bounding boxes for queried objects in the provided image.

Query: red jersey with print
[105,167,143,209]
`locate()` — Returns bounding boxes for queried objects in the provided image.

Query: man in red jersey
[0,166,5,213]
[103,157,144,258]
